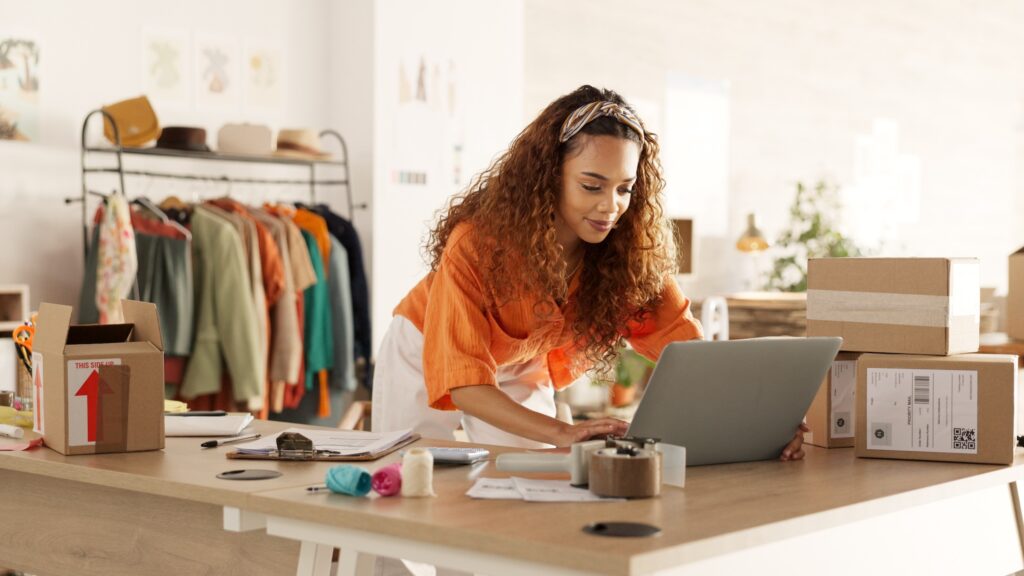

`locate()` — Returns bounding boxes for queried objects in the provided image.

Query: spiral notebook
[225,427,419,461]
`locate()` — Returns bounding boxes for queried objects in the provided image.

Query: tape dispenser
[495,436,686,496]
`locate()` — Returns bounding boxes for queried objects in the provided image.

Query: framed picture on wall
[194,33,240,110]
[0,35,40,142]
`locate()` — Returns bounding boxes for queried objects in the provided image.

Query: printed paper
[866,368,978,454]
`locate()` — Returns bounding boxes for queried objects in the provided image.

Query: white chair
[700,296,729,341]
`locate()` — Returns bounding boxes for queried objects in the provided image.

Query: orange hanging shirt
[393,223,704,410]
[292,208,332,273]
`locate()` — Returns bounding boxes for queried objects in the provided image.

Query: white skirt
[371,315,556,448]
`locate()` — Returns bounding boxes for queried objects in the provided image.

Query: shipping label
[830,361,856,439]
[866,368,978,454]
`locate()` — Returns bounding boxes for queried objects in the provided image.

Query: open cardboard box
[33,300,164,455]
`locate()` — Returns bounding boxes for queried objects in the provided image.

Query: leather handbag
[102,95,160,147]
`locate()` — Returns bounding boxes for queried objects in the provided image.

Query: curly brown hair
[426,85,679,376]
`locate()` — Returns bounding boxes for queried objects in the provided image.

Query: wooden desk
[0,420,344,576]
[245,445,1024,576]
[4,421,1024,576]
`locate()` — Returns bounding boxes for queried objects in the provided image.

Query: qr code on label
[953,427,977,450]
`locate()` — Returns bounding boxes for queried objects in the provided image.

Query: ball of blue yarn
[325,465,372,497]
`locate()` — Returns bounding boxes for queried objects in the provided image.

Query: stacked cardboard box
[1009,248,1024,340]
[805,257,1017,464]
[804,352,860,448]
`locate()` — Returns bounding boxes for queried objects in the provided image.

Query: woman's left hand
[780,422,810,461]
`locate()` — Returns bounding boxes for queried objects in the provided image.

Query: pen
[200,433,261,449]
[306,485,330,493]
[169,410,228,417]
[15,343,31,374]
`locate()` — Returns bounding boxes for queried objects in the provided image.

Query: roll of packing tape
[588,447,661,498]
[401,448,435,497]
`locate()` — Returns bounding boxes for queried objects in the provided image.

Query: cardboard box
[1009,248,1024,340]
[805,352,861,448]
[856,353,1017,465]
[33,300,165,455]
[807,257,980,355]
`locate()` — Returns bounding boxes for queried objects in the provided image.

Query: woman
[373,85,807,459]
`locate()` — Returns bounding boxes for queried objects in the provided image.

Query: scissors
[12,324,34,353]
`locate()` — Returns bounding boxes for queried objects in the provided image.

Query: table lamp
[736,213,769,252]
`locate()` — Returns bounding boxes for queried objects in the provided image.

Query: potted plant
[610,357,636,407]
[607,348,656,407]
[764,180,864,292]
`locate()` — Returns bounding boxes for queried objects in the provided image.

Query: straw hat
[274,128,331,160]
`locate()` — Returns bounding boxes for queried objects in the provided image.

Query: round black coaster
[217,469,283,481]
[583,522,661,538]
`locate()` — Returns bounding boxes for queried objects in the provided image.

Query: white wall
[0,0,524,362]
[0,0,337,309]
[371,0,523,354]
[524,0,1024,297]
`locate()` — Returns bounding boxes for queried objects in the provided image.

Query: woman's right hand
[551,417,630,447]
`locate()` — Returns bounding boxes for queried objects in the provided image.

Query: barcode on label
[913,375,931,405]
[953,427,977,450]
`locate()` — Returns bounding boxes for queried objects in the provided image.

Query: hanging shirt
[293,208,332,272]
[250,209,302,389]
[301,229,333,416]
[315,205,371,386]
[182,206,262,402]
[208,199,288,418]
[135,232,193,356]
[327,236,355,391]
[301,230,334,388]
[202,203,267,411]
[95,194,138,324]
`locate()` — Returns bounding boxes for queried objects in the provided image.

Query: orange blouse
[394,224,704,410]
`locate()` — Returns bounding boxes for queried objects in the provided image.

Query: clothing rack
[69,108,367,260]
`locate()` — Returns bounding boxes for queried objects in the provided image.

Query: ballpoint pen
[200,433,261,449]
[306,485,330,493]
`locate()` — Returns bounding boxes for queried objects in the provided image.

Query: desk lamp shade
[736,213,769,252]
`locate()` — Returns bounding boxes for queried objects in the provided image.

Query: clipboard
[225,433,420,462]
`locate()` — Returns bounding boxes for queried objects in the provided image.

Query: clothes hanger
[132,177,168,222]
[221,175,233,200]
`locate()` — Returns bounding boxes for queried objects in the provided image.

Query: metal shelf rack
[70,108,366,257]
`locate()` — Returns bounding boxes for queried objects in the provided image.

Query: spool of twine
[401,447,435,497]
[372,462,402,497]
[325,465,372,497]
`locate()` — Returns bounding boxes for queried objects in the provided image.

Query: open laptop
[627,337,842,466]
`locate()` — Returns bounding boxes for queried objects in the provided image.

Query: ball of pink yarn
[372,462,402,496]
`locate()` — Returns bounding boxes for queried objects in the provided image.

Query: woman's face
[556,134,640,250]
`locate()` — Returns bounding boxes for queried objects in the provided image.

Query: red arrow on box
[75,370,113,442]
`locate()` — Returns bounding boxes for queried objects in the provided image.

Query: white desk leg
[223,506,266,532]
[297,541,334,576]
[1011,481,1024,557]
[337,550,376,576]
